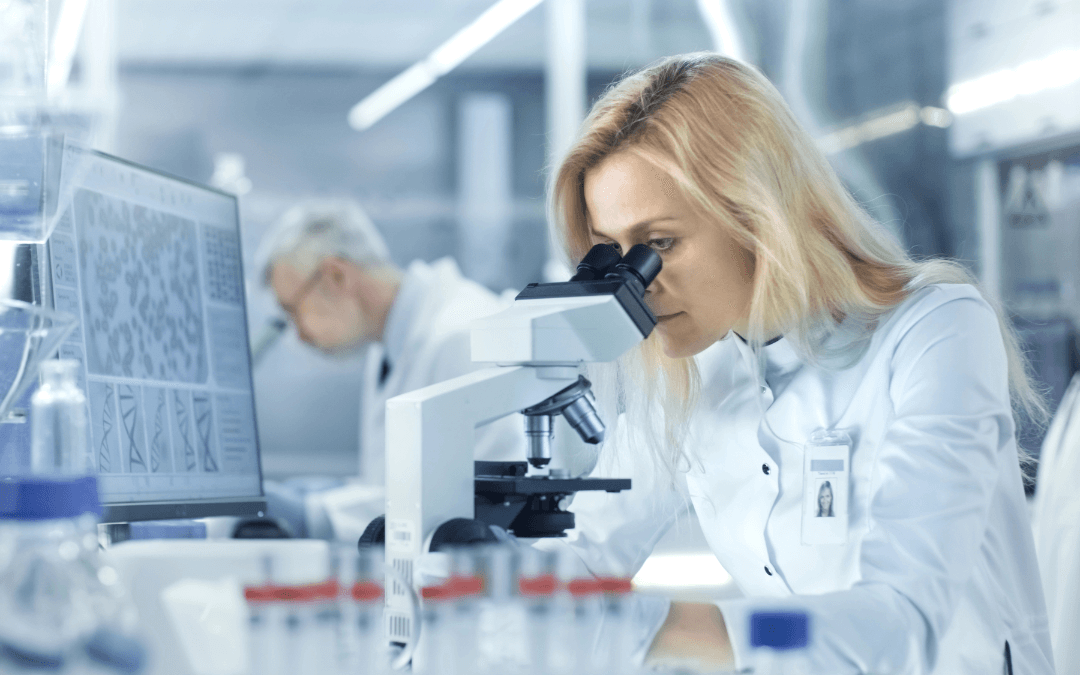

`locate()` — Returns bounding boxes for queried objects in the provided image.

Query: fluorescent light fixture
[816,102,952,154]
[632,553,732,590]
[47,0,90,96]
[349,0,544,130]
[818,102,920,154]
[947,48,1080,115]
[920,106,953,128]
[696,0,749,63]
[348,63,439,132]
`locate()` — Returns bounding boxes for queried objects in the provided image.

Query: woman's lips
[656,312,684,323]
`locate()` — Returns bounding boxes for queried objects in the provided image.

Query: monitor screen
[48,147,265,522]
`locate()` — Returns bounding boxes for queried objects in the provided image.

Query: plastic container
[749,611,811,675]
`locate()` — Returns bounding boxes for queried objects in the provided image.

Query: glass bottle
[30,359,89,476]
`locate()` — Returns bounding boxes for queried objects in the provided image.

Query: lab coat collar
[727,331,804,381]
[380,259,435,369]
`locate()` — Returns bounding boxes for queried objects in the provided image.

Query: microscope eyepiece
[606,244,662,291]
[570,243,622,282]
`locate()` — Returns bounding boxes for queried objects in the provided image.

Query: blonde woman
[552,53,1053,674]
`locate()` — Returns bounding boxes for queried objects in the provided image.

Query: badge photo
[802,429,851,545]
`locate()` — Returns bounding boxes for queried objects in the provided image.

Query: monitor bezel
[49,148,267,523]
[100,497,266,524]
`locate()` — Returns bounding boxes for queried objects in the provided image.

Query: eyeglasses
[278,266,325,318]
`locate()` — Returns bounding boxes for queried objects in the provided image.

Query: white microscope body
[382,244,661,646]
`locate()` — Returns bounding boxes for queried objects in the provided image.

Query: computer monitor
[47,147,265,522]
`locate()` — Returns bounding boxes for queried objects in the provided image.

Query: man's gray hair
[257,199,391,284]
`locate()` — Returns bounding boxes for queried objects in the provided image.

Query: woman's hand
[645,600,735,671]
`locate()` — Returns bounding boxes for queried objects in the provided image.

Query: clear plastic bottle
[749,611,811,675]
[30,360,89,476]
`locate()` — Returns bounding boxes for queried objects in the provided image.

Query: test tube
[517,548,559,675]
[301,578,341,675]
[476,544,531,674]
[596,577,635,675]
[552,548,603,675]
[414,577,456,673]
[338,545,385,675]
[244,555,285,675]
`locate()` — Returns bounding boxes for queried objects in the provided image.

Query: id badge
[801,429,851,545]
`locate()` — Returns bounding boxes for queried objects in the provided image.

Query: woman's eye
[647,237,675,252]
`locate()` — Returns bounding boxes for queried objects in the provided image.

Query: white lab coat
[1032,372,1080,675]
[563,284,1054,674]
[359,258,524,484]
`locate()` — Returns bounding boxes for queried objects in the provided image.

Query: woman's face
[819,485,833,512]
[583,151,755,358]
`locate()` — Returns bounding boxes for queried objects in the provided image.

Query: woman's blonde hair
[550,53,1046,482]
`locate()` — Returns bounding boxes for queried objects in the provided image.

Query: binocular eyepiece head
[569,243,662,291]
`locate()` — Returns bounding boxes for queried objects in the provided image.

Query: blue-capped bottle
[0,359,144,673]
[749,611,810,675]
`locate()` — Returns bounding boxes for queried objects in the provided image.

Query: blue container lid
[0,475,101,521]
[750,611,810,650]
[85,629,146,674]
[0,641,64,670]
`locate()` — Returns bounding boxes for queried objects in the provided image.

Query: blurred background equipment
[99,0,981,486]
[951,0,1080,466]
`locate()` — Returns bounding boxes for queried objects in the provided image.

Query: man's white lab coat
[358,257,523,485]
[563,284,1054,674]
[1032,372,1080,675]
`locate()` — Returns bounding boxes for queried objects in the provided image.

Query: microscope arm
[383,365,579,577]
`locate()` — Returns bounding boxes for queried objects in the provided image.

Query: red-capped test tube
[517,548,559,675]
[414,577,458,673]
[596,576,636,675]
[334,545,385,674]
[564,565,607,674]
[244,564,340,675]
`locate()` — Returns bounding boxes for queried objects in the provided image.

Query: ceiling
[115,0,715,70]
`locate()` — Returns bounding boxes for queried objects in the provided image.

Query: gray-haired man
[259,199,523,485]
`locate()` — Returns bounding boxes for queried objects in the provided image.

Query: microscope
[379,243,661,645]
